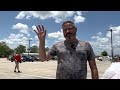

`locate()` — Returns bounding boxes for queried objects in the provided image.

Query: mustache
[66,33,72,37]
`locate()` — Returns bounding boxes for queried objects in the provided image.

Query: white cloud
[32,25,37,33]
[15,11,86,23]
[90,26,120,55]
[98,32,102,36]
[32,25,37,31]
[35,36,38,40]
[31,44,37,46]
[48,29,65,41]
[76,11,82,16]
[12,23,30,36]
[74,15,85,23]
[0,33,29,49]
[15,11,25,19]
[48,31,62,38]
[12,23,28,30]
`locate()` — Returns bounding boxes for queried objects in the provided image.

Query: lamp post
[107,29,115,61]
[28,39,32,58]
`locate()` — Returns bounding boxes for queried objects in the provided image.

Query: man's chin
[65,37,72,41]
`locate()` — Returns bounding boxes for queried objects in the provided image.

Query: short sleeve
[86,42,95,61]
[47,45,57,57]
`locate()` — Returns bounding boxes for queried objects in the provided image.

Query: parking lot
[0,58,111,79]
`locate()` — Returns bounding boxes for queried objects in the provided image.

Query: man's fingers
[34,30,38,34]
[44,30,46,35]
[36,26,40,33]
[38,25,43,32]
[42,25,45,32]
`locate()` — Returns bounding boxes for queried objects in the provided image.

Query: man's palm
[34,25,46,41]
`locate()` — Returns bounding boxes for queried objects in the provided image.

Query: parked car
[97,56,110,61]
[31,56,39,61]
[8,55,14,62]
[21,55,34,62]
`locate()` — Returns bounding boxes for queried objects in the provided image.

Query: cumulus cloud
[12,23,30,36]
[90,26,120,55]
[15,11,26,19]
[74,15,85,23]
[48,29,65,41]
[0,33,29,49]
[32,25,37,31]
[98,32,102,36]
[15,11,86,23]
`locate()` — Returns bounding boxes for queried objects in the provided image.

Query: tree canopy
[0,42,14,57]
[101,51,108,56]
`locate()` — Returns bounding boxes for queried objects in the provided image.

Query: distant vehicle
[102,56,110,61]
[97,56,102,61]
[31,56,39,61]
[8,55,14,62]
[97,56,111,61]
[113,55,119,62]
[21,55,34,62]
[21,56,27,62]
[21,53,39,62]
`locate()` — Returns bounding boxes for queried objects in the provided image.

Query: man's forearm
[39,40,46,62]
[91,69,99,79]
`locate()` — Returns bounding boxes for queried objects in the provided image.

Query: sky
[0,11,120,56]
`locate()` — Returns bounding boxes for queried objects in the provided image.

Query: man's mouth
[66,33,72,39]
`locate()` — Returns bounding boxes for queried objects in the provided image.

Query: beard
[66,33,72,40]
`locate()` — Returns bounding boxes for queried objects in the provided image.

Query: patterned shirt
[47,39,95,79]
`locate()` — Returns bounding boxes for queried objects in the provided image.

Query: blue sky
[0,11,120,56]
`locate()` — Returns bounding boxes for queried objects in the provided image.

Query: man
[14,53,21,73]
[102,57,120,79]
[34,21,99,79]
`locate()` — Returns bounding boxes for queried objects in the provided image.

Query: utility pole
[107,29,115,61]
[28,39,32,58]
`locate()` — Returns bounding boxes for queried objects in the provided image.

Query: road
[0,58,111,79]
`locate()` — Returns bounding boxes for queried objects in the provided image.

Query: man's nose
[66,29,70,32]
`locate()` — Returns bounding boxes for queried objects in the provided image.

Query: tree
[30,45,38,53]
[101,51,108,56]
[15,45,26,54]
[0,42,14,57]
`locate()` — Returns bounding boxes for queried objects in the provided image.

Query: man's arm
[88,59,99,79]
[34,25,52,62]
[39,40,52,61]
[86,42,99,79]
[39,39,47,62]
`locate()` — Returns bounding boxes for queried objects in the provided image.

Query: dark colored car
[31,56,39,61]
[22,55,34,62]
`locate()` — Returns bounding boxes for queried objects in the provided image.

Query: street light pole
[107,29,115,61]
[28,39,32,58]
